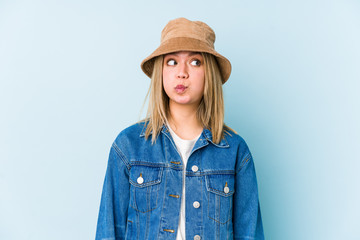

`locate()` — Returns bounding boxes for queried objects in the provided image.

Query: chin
[175,101,191,105]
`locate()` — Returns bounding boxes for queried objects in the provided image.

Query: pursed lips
[175,84,187,93]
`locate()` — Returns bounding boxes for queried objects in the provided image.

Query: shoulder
[223,124,252,155]
[113,121,147,147]
[223,124,255,172]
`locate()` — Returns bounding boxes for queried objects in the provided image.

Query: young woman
[96,17,264,240]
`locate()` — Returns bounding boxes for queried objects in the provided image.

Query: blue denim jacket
[96,121,264,240]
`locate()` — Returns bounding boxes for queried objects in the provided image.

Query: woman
[96,17,264,240]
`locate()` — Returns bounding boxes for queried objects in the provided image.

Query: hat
[140,17,232,84]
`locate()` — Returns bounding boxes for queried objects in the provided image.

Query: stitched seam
[208,209,232,224]
[187,170,235,176]
[130,161,183,170]
[112,142,131,172]
[208,141,230,148]
[236,153,252,174]
[130,161,167,168]
[208,187,234,196]
[145,204,150,238]
[207,192,232,225]
[130,204,158,213]
[129,179,161,187]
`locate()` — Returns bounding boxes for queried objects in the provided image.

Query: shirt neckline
[166,121,202,143]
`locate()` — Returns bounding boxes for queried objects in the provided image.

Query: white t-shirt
[167,123,201,240]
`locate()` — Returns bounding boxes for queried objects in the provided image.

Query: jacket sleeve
[95,142,130,240]
[233,146,265,240]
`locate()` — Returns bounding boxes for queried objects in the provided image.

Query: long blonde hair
[139,52,236,144]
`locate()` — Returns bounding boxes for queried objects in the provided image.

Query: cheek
[162,70,172,95]
[194,71,205,91]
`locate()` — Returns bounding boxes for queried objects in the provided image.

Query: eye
[190,59,201,66]
[167,59,177,66]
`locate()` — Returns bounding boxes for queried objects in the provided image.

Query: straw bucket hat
[140,17,232,84]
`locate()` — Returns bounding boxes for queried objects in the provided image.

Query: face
[162,51,205,108]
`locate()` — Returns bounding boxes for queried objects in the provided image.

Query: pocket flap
[205,174,235,197]
[129,165,163,188]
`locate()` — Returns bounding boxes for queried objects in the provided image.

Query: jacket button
[224,186,229,193]
[191,165,199,172]
[193,201,200,208]
[137,176,144,184]
[194,235,201,240]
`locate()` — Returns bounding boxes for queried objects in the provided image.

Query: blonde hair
[139,52,236,144]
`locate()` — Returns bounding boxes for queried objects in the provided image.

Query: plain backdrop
[1,0,359,239]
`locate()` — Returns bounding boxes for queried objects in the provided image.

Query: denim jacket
[96,121,264,240]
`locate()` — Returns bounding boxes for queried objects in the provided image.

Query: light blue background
[1,0,359,239]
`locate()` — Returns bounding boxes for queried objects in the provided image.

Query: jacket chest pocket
[205,173,235,224]
[129,164,163,213]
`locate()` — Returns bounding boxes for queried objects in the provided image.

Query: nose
[177,63,189,79]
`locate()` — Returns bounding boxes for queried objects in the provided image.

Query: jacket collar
[139,123,229,148]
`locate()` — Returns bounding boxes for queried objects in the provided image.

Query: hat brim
[141,37,231,84]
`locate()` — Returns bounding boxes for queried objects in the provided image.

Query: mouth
[175,84,187,93]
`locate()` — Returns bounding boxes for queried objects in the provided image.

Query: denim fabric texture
[96,121,264,240]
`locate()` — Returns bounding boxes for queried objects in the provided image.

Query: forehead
[164,51,202,57]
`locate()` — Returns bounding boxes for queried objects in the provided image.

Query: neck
[167,101,203,140]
